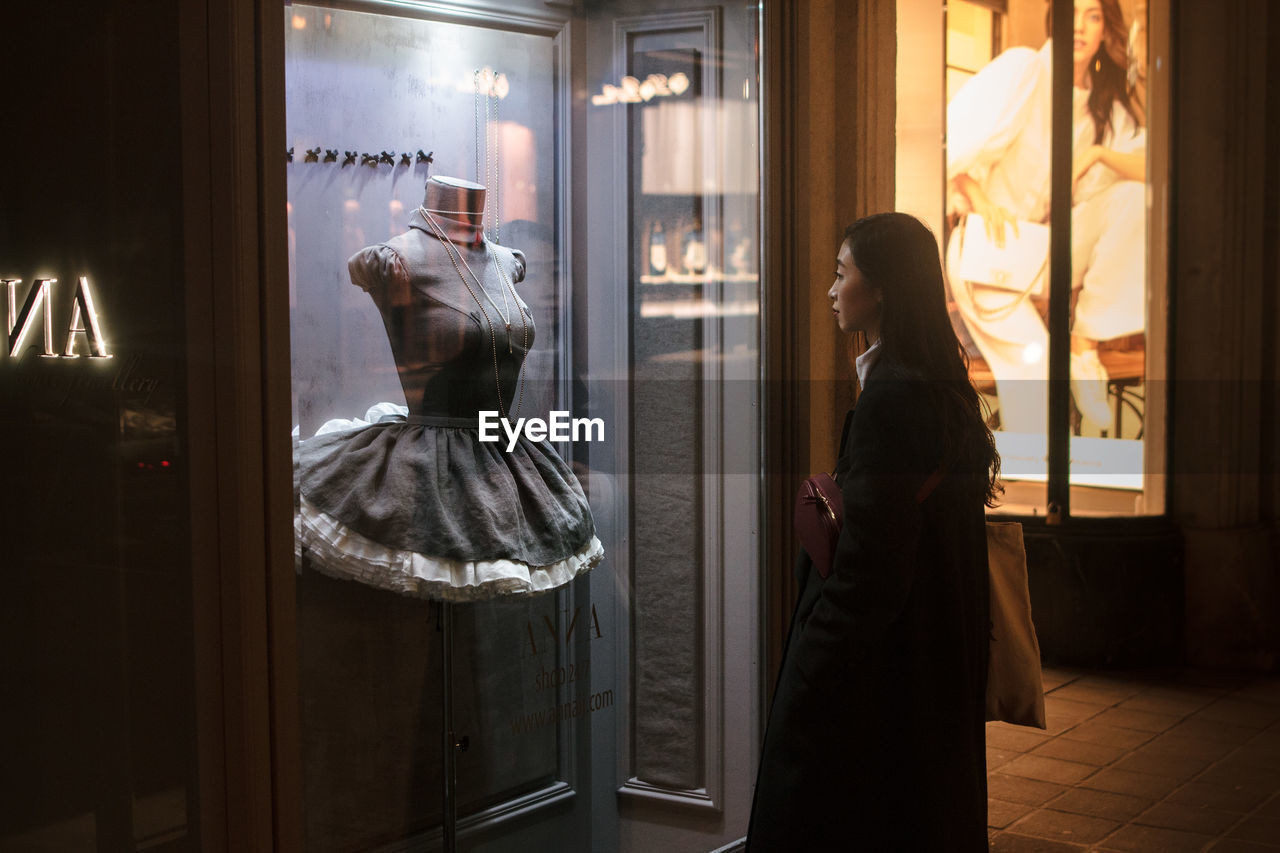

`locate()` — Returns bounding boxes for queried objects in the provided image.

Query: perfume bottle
[648,221,668,277]
[683,218,707,275]
[728,217,752,274]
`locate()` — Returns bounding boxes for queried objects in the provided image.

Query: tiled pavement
[987,666,1280,852]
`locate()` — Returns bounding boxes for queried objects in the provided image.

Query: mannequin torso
[346,177,532,416]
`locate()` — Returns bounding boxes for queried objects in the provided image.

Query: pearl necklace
[419,206,513,328]
[419,208,528,420]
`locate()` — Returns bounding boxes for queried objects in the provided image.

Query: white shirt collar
[855,339,882,388]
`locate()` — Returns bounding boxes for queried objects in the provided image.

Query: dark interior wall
[1273,2,1280,540]
[0,1,198,849]
[1172,0,1280,670]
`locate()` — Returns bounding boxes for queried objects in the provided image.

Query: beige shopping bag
[985,520,1047,729]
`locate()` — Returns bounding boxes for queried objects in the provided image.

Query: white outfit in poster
[946,40,1146,434]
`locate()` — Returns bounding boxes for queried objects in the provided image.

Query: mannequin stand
[440,600,460,853]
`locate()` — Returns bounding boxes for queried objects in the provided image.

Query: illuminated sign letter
[62,276,111,359]
[6,278,58,358]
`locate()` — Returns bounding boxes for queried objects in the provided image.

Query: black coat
[747,364,990,852]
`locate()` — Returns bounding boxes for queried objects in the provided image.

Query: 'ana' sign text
[5,277,111,359]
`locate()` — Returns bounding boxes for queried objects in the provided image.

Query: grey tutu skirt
[294,406,603,602]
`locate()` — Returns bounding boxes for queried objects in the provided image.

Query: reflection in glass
[934,0,1159,515]
[284,1,764,847]
[285,6,598,848]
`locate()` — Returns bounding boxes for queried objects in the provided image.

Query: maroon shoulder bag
[793,468,944,579]
[793,473,843,578]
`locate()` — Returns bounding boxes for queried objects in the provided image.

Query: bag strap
[914,467,945,504]
[832,408,856,485]
[836,409,855,462]
[963,259,1047,322]
[958,217,1049,323]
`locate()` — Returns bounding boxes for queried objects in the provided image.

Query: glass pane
[944,0,1053,513]
[946,3,994,74]
[899,0,1167,516]
[285,7,588,848]
[584,1,763,843]
[2,3,200,849]
[285,0,764,848]
[1064,0,1166,516]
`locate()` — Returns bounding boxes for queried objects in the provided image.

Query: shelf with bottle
[639,215,757,285]
[638,298,761,319]
[639,270,759,285]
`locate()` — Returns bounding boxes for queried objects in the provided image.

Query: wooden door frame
[760,0,896,696]
[182,0,297,848]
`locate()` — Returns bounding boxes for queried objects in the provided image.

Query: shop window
[898,0,1169,517]
[946,0,1002,99]
[283,1,763,849]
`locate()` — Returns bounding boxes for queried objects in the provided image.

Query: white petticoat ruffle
[291,401,410,439]
[295,494,604,602]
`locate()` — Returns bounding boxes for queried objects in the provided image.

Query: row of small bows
[287,148,434,167]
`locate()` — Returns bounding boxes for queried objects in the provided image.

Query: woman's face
[1073,0,1105,65]
[828,241,881,338]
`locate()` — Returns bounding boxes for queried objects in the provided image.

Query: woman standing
[947,0,1146,432]
[746,214,1000,851]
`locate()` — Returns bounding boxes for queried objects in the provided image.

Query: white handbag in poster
[956,213,1049,297]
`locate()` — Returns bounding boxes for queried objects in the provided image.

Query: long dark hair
[844,213,1002,506]
[1048,0,1143,144]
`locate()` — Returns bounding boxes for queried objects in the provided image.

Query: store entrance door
[577,1,764,850]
